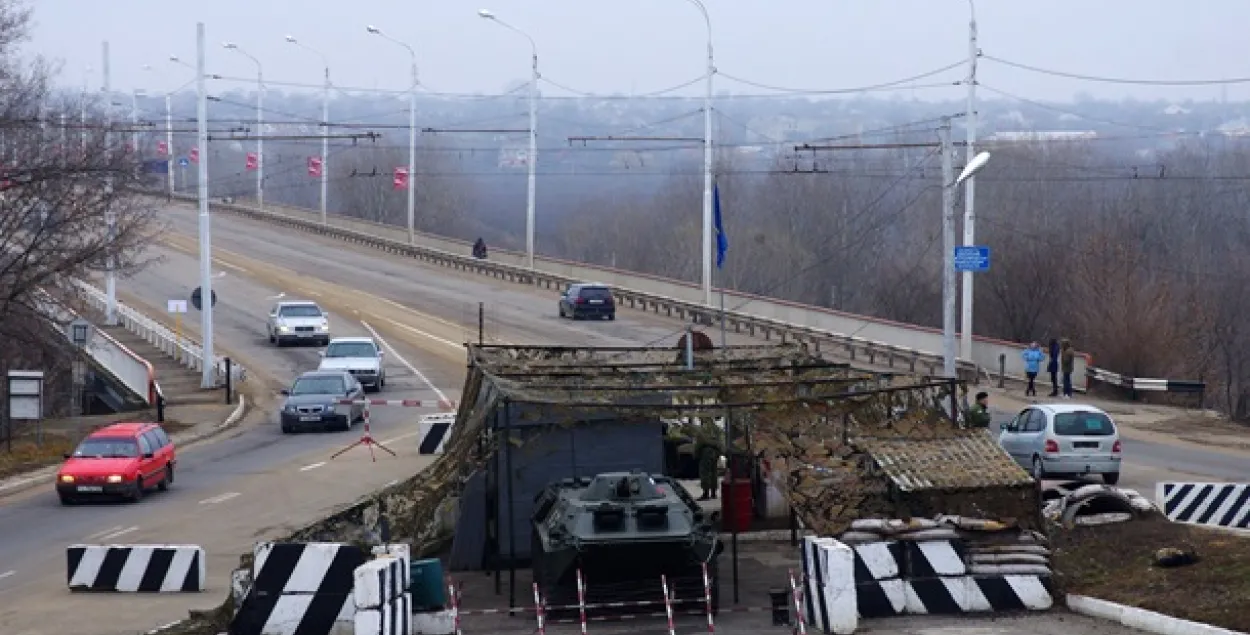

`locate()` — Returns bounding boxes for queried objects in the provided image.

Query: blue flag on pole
[713,180,728,269]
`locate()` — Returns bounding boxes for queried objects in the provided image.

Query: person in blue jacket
[1021,342,1045,396]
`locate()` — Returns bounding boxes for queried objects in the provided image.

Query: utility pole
[959,4,979,362]
[103,40,117,327]
[939,118,957,378]
[166,93,175,195]
[196,22,216,389]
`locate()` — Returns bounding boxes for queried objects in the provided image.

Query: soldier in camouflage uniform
[693,421,723,500]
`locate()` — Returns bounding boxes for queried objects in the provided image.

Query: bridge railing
[73,279,245,387]
[154,192,1090,387]
[37,290,156,405]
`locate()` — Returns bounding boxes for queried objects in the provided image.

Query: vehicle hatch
[1052,411,1116,453]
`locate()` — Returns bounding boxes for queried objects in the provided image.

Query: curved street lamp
[366,25,418,244]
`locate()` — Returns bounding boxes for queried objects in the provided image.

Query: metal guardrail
[37,290,157,405]
[73,279,245,386]
[1086,367,1205,407]
[153,192,981,379]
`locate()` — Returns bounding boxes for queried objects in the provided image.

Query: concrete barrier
[153,192,1094,387]
[67,544,205,592]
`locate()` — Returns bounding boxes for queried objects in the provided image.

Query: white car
[998,403,1122,484]
[267,301,330,347]
[318,337,386,392]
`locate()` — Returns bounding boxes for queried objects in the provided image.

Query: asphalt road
[0,200,1244,634]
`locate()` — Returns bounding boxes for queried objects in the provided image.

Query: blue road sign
[178,157,190,167]
[954,246,990,272]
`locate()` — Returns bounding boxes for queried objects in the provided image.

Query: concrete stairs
[100,325,223,406]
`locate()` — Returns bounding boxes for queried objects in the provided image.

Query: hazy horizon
[22,0,1250,105]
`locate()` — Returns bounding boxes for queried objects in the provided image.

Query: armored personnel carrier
[531,471,722,615]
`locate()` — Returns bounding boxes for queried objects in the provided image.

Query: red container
[720,478,753,532]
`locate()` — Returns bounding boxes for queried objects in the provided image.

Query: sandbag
[970,553,1050,566]
[1073,512,1133,526]
[969,563,1052,576]
[934,515,1010,532]
[894,528,960,542]
[969,544,1051,557]
[838,531,888,544]
[849,518,907,534]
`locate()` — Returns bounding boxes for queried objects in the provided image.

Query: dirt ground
[0,417,192,479]
[1052,514,1250,632]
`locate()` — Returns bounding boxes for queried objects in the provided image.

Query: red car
[55,422,177,505]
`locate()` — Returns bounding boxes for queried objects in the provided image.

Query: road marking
[300,461,326,472]
[198,492,241,505]
[214,258,249,273]
[361,320,452,404]
[374,316,461,351]
[87,525,124,540]
[308,291,322,297]
[0,570,14,580]
[385,479,399,487]
[100,526,139,540]
[381,430,423,445]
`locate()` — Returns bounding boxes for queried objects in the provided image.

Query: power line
[983,55,1250,86]
[716,60,966,94]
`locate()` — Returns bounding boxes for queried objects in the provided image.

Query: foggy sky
[25,0,1250,103]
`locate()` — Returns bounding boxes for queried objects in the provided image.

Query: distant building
[987,130,1098,143]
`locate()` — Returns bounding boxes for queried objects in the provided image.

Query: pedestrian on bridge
[1060,338,1075,398]
[1022,342,1045,396]
[1046,338,1061,397]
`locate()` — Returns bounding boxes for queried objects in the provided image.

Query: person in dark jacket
[1046,339,1060,397]
[1060,338,1075,398]
[472,237,487,259]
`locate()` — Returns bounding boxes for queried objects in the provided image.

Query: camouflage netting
[174,343,1036,635]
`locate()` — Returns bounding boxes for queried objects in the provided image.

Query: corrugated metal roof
[854,432,1034,492]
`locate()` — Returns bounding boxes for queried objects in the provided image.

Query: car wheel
[130,482,144,503]
[1031,455,1045,481]
[281,424,293,434]
[268,331,275,344]
[558,305,565,318]
[608,313,615,321]
[1102,472,1120,485]
[59,495,75,506]
[380,373,386,388]
[157,465,172,491]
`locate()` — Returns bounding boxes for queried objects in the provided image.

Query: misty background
[20,1,1250,417]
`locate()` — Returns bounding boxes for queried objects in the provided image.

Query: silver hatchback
[998,403,1122,484]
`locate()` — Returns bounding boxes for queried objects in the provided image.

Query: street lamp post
[681,0,715,306]
[477,9,538,269]
[959,0,980,362]
[285,35,330,226]
[223,42,264,210]
[196,23,216,389]
[145,63,177,195]
[130,88,144,158]
[940,116,990,378]
[366,25,417,244]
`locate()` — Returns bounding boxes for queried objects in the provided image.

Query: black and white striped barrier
[1086,368,1205,405]
[1157,482,1250,530]
[800,536,856,634]
[353,554,413,635]
[418,413,454,455]
[67,544,205,592]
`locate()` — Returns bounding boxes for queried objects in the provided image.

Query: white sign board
[168,299,188,313]
[7,370,43,420]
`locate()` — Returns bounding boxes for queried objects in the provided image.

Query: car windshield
[279,304,322,318]
[73,437,139,458]
[291,376,345,395]
[1053,412,1116,436]
[325,342,376,358]
[579,287,612,300]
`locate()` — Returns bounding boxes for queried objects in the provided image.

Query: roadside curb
[0,396,249,500]
[1067,594,1245,635]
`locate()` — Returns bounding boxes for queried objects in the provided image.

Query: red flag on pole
[189,147,199,163]
[393,167,408,191]
[245,152,258,171]
[157,140,168,156]
[307,156,322,178]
